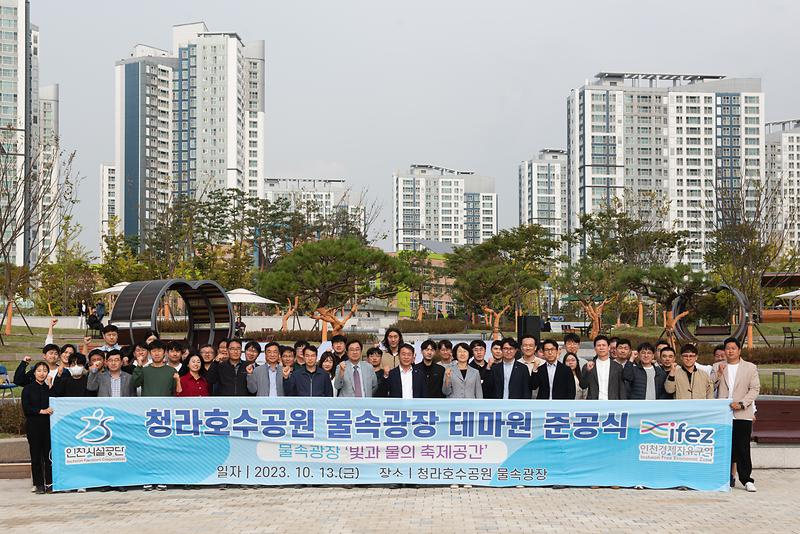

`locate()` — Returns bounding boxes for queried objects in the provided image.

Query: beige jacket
[664,366,714,399]
[713,360,760,420]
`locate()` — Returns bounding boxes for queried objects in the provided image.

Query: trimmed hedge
[250,329,377,344]
[391,319,472,335]
[0,401,25,435]
[602,333,800,366]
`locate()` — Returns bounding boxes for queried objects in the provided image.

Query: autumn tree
[34,217,99,315]
[256,238,411,340]
[705,176,797,347]
[397,249,444,321]
[447,225,557,338]
[0,143,78,330]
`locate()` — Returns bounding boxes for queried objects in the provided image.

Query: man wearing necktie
[334,340,379,397]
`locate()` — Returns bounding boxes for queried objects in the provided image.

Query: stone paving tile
[0,470,798,533]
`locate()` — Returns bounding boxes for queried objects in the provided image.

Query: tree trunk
[581,299,612,340]
[311,303,358,338]
[664,309,689,351]
[636,295,644,328]
[747,320,754,349]
[416,304,425,321]
[4,301,12,336]
[280,297,299,333]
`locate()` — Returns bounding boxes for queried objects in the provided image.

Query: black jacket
[51,372,93,397]
[13,361,36,387]
[579,357,627,400]
[623,362,670,400]
[284,366,333,397]
[415,361,445,398]
[491,360,531,399]
[22,381,50,418]
[530,361,576,400]
[206,360,250,396]
[469,360,495,399]
[379,366,427,398]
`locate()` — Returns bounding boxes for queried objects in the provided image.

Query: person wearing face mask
[51,353,91,397]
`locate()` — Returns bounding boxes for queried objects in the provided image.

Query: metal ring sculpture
[671,284,749,344]
[109,279,233,349]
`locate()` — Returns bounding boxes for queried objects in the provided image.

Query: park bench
[752,398,800,444]
[783,326,797,347]
[694,325,731,336]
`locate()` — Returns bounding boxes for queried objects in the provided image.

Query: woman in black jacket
[22,361,54,494]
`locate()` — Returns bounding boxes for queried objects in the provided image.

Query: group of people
[17,325,759,494]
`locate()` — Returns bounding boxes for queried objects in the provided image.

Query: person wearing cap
[664,344,714,399]
[14,343,62,387]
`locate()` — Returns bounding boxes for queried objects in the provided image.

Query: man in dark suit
[530,339,576,400]
[379,343,427,398]
[580,335,626,400]
[492,338,532,399]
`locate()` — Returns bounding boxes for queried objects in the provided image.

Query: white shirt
[399,366,414,399]
[595,357,611,400]
[726,362,740,400]
[502,361,514,399]
[696,363,713,378]
[267,365,278,398]
[546,362,557,400]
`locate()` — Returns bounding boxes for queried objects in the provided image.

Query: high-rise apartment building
[264,177,366,230]
[0,0,59,267]
[518,149,567,239]
[567,72,764,270]
[99,163,117,241]
[105,22,265,248]
[766,119,800,250]
[392,164,497,251]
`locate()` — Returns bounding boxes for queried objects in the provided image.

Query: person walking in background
[78,299,88,330]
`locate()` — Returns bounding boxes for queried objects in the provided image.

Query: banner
[50,397,732,491]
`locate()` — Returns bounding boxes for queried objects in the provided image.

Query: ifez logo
[76,409,115,444]
[639,420,716,445]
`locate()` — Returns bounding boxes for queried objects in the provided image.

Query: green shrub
[156,319,190,333]
[391,319,471,334]
[0,401,25,435]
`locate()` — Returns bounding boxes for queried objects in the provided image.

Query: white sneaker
[745,482,757,492]
[30,486,36,493]
[449,484,459,489]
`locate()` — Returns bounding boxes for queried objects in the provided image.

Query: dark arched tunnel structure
[109,279,233,349]
[671,284,749,344]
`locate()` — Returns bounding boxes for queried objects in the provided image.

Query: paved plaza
[0,470,797,533]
